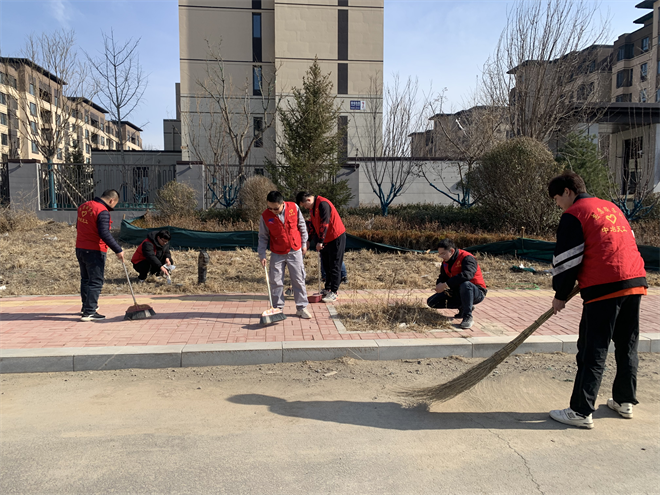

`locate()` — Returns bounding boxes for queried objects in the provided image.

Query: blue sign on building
[349,100,365,111]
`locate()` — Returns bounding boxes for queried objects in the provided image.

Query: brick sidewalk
[1,289,658,349]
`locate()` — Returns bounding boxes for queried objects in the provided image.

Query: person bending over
[426,238,487,329]
[131,230,174,282]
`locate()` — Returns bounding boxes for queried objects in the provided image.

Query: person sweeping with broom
[548,171,647,429]
[258,191,312,320]
[75,189,124,321]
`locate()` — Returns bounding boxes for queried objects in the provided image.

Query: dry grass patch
[335,298,452,332]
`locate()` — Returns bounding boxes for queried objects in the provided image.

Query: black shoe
[78,307,98,316]
[81,312,106,322]
[460,316,474,329]
[341,277,348,284]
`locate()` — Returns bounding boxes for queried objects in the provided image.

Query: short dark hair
[266,190,284,204]
[437,238,456,251]
[296,191,313,205]
[548,171,587,198]
[156,230,171,241]
[101,189,119,201]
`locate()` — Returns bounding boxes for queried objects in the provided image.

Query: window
[252,13,262,62]
[338,9,348,61]
[101,136,105,146]
[617,44,634,61]
[0,113,6,126]
[54,95,59,107]
[640,89,647,103]
[641,63,648,81]
[339,0,349,5]
[31,141,38,153]
[0,92,6,105]
[85,129,89,139]
[615,93,632,102]
[588,61,596,73]
[642,37,649,52]
[30,121,37,134]
[657,88,660,102]
[252,0,261,8]
[1,134,7,146]
[253,116,263,148]
[30,102,37,116]
[616,69,633,88]
[57,148,62,160]
[29,83,35,95]
[253,66,262,96]
[85,143,90,154]
[337,63,348,94]
[86,158,90,164]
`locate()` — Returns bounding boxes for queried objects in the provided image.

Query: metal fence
[38,163,177,211]
[0,162,9,205]
[205,164,263,209]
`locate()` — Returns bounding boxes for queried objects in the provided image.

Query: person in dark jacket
[75,189,124,321]
[131,230,174,282]
[547,171,647,429]
[426,238,487,329]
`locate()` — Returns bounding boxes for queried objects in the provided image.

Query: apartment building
[178,0,384,167]
[0,57,142,164]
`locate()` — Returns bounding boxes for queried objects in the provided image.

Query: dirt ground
[1,221,657,298]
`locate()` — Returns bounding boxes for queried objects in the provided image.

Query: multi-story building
[0,57,142,164]
[178,0,384,167]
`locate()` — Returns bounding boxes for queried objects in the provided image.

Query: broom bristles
[402,285,580,406]
[126,304,154,312]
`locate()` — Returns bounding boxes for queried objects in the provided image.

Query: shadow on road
[227,393,571,431]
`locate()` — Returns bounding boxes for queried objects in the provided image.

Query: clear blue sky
[0,0,644,149]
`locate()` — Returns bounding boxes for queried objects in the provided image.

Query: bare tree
[481,0,610,142]
[352,75,426,216]
[14,29,91,164]
[181,93,239,208]
[86,29,147,162]
[417,89,505,207]
[193,41,278,180]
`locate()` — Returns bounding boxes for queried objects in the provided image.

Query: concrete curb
[1,333,659,374]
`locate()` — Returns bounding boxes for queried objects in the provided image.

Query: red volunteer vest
[442,249,487,289]
[310,196,345,243]
[262,202,302,255]
[131,239,155,264]
[76,200,111,252]
[565,197,646,290]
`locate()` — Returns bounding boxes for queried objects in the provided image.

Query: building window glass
[29,83,35,95]
[31,140,38,153]
[57,148,62,160]
[641,63,648,81]
[253,66,262,96]
[85,143,90,154]
[615,93,632,102]
[339,0,349,5]
[640,89,647,103]
[30,102,37,116]
[656,88,660,102]
[642,37,649,52]
[1,134,7,146]
[616,69,633,88]
[252,0,261,8]
[253,116,263,148]
[85,129,89,139]
[0,113,6,126]
[337,63,348,95]
[0,92,6,105]
[338,10,348,61]
[252,13,262,62]
[617,44,634,61]
[30,121,37,134]
[54,95,58,107]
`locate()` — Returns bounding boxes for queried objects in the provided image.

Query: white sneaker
[607,398,633,419]
[296,308,312,319]
[549,407,594,429]
[322,291,338,303]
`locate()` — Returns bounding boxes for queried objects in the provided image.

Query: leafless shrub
[155,180,198,217]
[238,175,276,224]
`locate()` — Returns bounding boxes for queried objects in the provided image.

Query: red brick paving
[0,289,657,349]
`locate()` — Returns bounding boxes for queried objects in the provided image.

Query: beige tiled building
[0,57,142,164]
[178,0,384,167]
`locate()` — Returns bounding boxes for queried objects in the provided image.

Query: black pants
[321,233,346,293]
[133,260,160,280]
[426,281,485,317]
[570,294,641,416]
[76,248,106,315]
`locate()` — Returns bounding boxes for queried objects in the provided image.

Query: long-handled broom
[402,285,580,405]
[122,262,156,321]
[260,264,287,326]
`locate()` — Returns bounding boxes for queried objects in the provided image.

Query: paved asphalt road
[1,356,659,495]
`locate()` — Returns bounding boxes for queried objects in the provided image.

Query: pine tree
[266,58,352,207]
[556,133,612,199]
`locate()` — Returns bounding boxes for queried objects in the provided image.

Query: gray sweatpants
[269,249,308,310]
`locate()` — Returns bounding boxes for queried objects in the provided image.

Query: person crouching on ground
[547,171,647,429]
[426,238,487,329]
[75,189,124,321]
[131,230,174,283]
[296,191,346,303]
[258,191,311,319]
